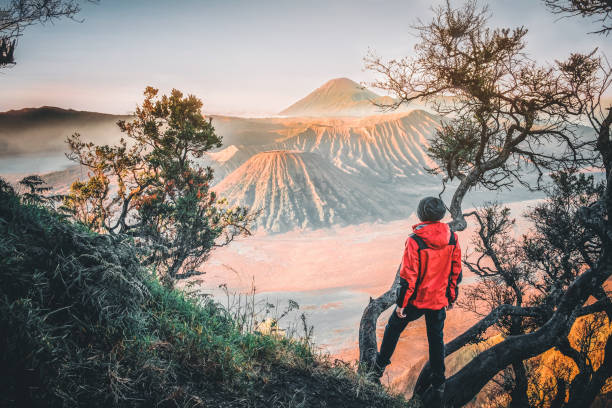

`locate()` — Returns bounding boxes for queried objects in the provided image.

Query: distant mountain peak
[321,77,355,86]
[280,78,395,117]
[317,77,369,91]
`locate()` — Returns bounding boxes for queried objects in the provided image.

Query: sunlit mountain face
[214,150,412,232]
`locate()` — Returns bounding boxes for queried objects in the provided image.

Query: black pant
[378,305,446,386]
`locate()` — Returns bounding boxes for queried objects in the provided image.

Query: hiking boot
[370,353,388,386]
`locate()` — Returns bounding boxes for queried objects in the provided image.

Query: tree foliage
[64,87,254,286]
[543,0,612,35]
[17,174,65,208]
[0,0,89,66]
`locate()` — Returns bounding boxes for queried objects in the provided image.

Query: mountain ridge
[0,106,130,159]
[0,106,129,124]
[207,110,440,184]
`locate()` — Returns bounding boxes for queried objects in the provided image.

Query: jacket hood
[412,221,450,249]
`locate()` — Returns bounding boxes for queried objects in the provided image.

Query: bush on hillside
[64,87,253,286]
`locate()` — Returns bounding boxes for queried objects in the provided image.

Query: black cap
[417,196,446,222]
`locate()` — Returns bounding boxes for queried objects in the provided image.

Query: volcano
[213,150,415,232]
[279,78,397,117]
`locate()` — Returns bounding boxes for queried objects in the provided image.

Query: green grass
[0,180,412,407]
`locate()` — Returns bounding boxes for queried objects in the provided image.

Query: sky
[1,0,610,116]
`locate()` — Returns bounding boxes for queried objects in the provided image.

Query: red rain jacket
[396,221,462,310]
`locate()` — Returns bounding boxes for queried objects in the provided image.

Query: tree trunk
[358,266,400,367]
[550,378,566,408]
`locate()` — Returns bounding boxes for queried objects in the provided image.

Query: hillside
[205,145,263,180]
[4,109,443,232]
[0,106,129,157]
[213,150,415,232]
[0,180,416,408]
[0,106,123,129]
[279,78,400,117]
[1,108,443,233]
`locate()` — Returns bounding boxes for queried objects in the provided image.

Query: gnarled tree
[358,1,612,406]
[447,172,610,407]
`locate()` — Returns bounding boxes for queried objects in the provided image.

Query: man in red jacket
[374,197,462,402]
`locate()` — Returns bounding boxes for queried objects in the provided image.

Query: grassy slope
[0,182,416,408]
